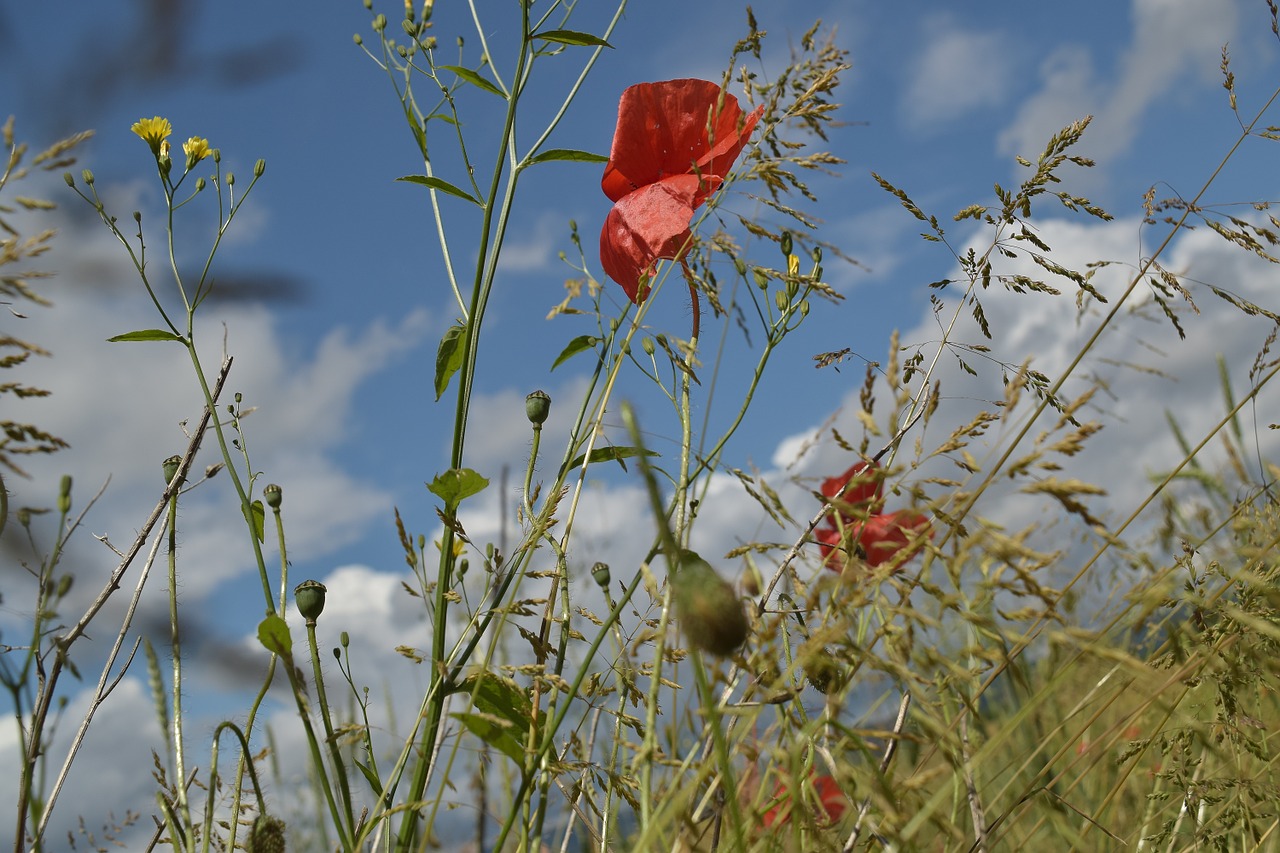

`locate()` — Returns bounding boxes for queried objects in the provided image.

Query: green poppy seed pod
[672,550,748,656]
[247,814,286,853]
[642,337,656,356]
[340,631,350,647]
[56,574,74,598]
[162,450,183,484]
[294,580,328,624]
[525,389,551,425]
[63,172,74,187]
[254,159,266,178]
[264,483,282,509]
[57,475,72,515]
[591,561,611,587]
[780,231,793,257]
[81,169,94,185]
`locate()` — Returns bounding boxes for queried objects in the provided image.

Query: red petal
[859,510,932,569]
[599,175,706,303]
[602,79,762,202]
[821,460,882,511]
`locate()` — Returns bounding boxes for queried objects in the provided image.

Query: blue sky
[4,0,1280,845]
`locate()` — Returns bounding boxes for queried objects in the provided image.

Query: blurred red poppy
[762,773,847,828]
[600,79,763,303]
[816,461,931,573]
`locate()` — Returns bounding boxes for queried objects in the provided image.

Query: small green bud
[57,475,72,515]
[133,210,142,223]
[340,631,350,647]
[353,32,364,45]
[195,176,205,192]
[753,268,769,290]
[264,483,282,509]
[525,389,551,425]
[397,44,408,58]
[805,650,848,695]
[591,562,611,587]
[800,299,810,317]
[812,245,823,263]
[672,550,749,656]
[235,391,243,404]
[655,333,668,349]
[363,0,372,8]
[621,341,631,356]
[733,257,747,277]
[212,148,221,164]
[17,507,31,527]
[63,172,74,187]
[81,169,94,185]
[775,290,788,312]
[642,336,656,356]
[812,264,823,281]
[226,172,235,186]
[458,557,469,577]
[333,645,341,660]
[162,450,183,484]
[56,574,74,599]
[294,580,328,624]
[780,231,793,257]
[373,13,387,31]
[402,18,416,35]
[247,814,287,853]
[254,159,266,178]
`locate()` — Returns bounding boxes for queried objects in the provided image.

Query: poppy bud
[158,454,181,486]
[525,389,551,425]
[57,475,72,515]
[294,580,328,624]
[780,231,793,257]
[247,814,286,853]
[591,561,611,587]
[264,483,282,509]
[672,550,748,656]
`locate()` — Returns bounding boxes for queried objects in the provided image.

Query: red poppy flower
[762,773,847,828]
[600,79,763,303]
[817,460,932,573]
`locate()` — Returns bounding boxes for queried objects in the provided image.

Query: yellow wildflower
[130,116,172,154]
[182,136,211,169]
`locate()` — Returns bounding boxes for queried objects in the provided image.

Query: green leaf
[107,329,185,343]
[563,445,659,476]
[551,334,599,370]
[257,615,292,656]
[532,29,613,48]
[526,148,609,167]
[396,174,482,207]
[437,64,506,99]
[452,712,525,764]
[434,321,467,400]
[428,468,489,514]
[451,671,532,726]
[245,500,266,543]
[354,760,383,797]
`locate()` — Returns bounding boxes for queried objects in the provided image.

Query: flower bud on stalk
[672,549,748,656]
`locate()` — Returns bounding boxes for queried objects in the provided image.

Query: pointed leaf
[451,671,532,727]
[563,445,659,476]
[437,65,506,99]
[245,500,266,543]
[533,29,613,48]
[551,334,599,370]
[452,712,525,764]
[527,148,609,167]
[428,467,489,514]
[257,614,292,656]
[434,321,467,400]
[107,329,186,343]
[396,175,482,207]
[355,760,383,797]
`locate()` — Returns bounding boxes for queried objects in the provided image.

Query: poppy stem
[681,260,701,340]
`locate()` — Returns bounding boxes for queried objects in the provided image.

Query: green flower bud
[254,159,266,178]
[353,33,363,45]
[63,172,74,187]
[133,210,142,223]
[753,268,769,290]
[162,450,183,484]
[397,45,408,58]
[264,483,282,509]
[800,299,810,317]
[226,172,235,186]
[812,245,823,264]
[591,562,611,587]
[780,231,793,257]
[247,814,286,853]
[373,13,387,31]
[775,290,788,312]
[56,574,74,598]
[81,169,94,185]
[195,176,205,192]
[804,650,848,695]
[525,389,551,425]
[212,148,221,164]
[294,580,328,624]
[733,257,747,277]
[17,507,31,527]
[642,337,656,356]
[672,550,748,656]
[57,475,72,515]
[340,631,350,648]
